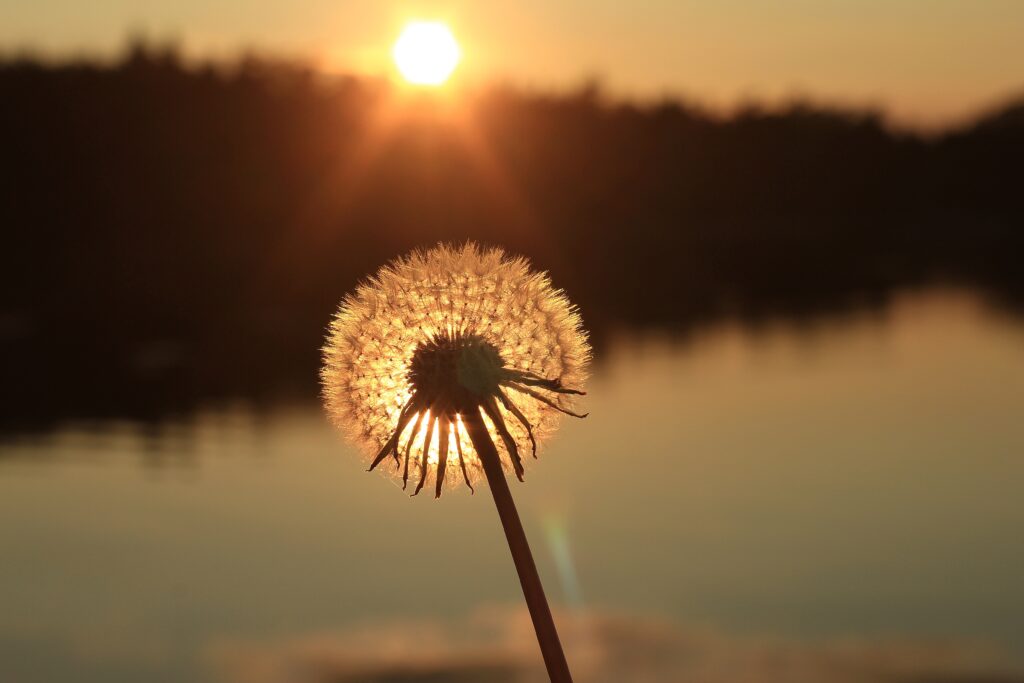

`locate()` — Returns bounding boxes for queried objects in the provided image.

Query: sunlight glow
[392,21,461,86]
[396,411,485,468]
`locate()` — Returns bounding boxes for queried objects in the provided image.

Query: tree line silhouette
[2,44,1022,429]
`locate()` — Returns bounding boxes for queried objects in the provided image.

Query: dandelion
[321,243,589,497]
[321,242,589,682]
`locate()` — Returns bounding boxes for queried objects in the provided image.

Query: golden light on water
[392,21,461,86]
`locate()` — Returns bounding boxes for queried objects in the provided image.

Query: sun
[392,21,461,86]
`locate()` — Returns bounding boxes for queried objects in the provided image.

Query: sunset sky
[2,0,1023,127]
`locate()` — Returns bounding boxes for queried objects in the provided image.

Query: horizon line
[2,36,1023,136]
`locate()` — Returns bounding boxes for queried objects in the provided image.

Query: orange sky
[3,0,1023,127]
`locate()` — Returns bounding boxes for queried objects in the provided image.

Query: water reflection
[1,289,1022,683]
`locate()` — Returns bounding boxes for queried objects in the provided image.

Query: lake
[2,288,1023,683]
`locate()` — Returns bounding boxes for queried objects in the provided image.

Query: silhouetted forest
[2,45,1022,429]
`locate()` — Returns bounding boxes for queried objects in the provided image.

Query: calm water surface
[2,290,1023,682]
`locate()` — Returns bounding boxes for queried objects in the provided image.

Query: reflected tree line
[1,43,1022,428]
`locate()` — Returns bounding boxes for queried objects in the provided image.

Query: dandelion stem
[462,408,573,683]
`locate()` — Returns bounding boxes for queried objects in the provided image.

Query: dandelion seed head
[321,243,590,495]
